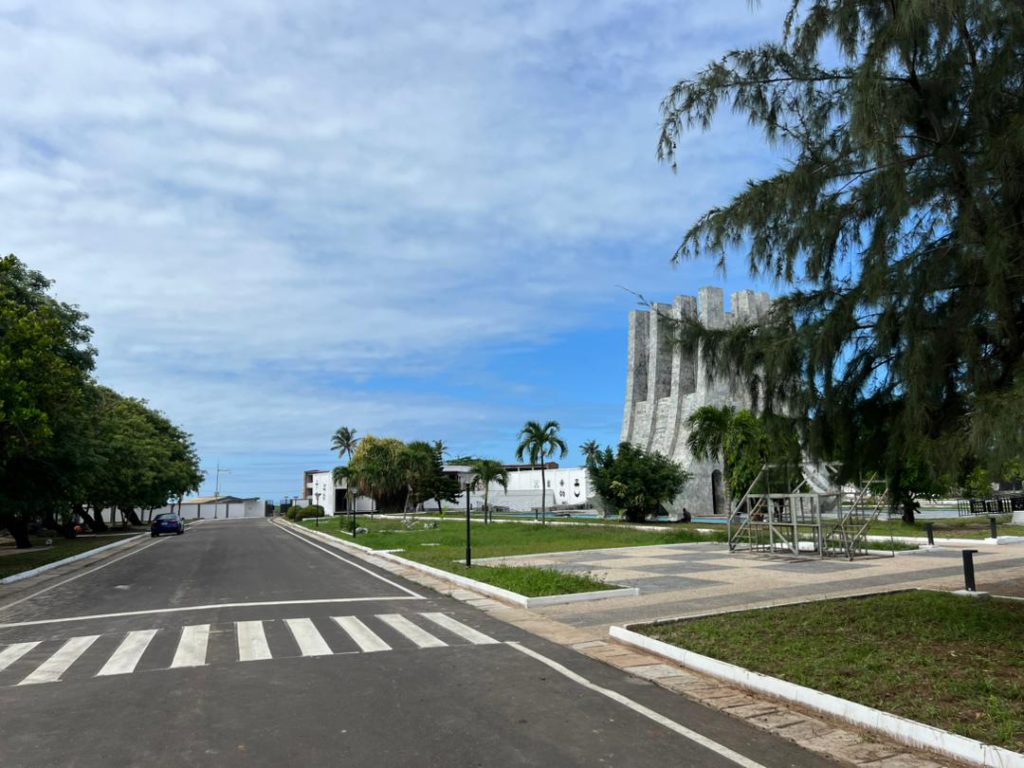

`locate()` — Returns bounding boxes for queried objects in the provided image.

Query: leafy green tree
[964,467,994,499]
[469,459,509,523]
[0,255,95,547]
[418,443,461,517]
[331,426,360,514]
[346,436,407,513]
[686,407,801,502]
[403,440,440,514]
[515,420,568,524]
[658,1,1024,521]
[589,443,690,523]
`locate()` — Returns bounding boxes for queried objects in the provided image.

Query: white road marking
[0,596,418,629]
[0,641,40,671]
[274,524,424,599]
[97,629,157,676]
[170,625,210,668]
[420,613,499,645]
[508,642,769,768]
[284,618,333,656]
[236,621,272,662]
[378,614,446,648]
[0,538,165,614]
[19,635,100,685]
[332,616,391,653]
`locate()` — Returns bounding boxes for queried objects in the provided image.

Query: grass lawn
[639,591,1024,751]
[0,534,140,580]
[864,514,1024,539]
[301,515,725,596]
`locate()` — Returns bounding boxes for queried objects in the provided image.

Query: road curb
[274,518,639,608]
[609,624,1024,768]
[0,534,146,585]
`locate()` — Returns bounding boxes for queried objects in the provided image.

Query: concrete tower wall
[620,287,772,518]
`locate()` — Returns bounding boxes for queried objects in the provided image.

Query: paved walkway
[481,541,1024,631]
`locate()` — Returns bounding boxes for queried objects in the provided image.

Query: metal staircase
[727,465,890,560]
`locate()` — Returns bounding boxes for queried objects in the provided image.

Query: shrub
[299,505,324,519]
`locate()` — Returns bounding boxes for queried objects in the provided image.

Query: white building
[155,496,266,520]
[462,465,592,512]
[307,471,375,516]
[303,464,594,516]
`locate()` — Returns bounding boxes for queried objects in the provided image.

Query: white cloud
[0,0,791,495]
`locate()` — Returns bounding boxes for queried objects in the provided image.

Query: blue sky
[1,0,790,501]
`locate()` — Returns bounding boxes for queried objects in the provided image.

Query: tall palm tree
[515,420,568,524]
[331,426,360,516]
[470,458,509,523]
[580,440,602,467]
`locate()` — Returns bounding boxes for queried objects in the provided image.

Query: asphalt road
[0,519,842,767]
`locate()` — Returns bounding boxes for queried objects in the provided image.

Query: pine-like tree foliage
[660,1,1024,495]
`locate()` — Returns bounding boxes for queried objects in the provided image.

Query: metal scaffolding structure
[727,465,891,560]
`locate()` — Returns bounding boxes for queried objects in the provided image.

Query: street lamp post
[456,469,477,568]
[350,490,359,536]
[465,481,472,567]
[314,491,321,527]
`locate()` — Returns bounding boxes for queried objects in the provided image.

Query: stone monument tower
[620,286,772,518]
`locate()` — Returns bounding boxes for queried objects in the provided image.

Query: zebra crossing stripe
[236,621,272,662]
[170,625,210,668]
[97,629,158,676]
[284,618,333,656]
[0,642,40,672]
[19,635,99,685]
[3,612,494,686]
[420,613,499,645]
[332,616,391,653]
[378,614,446,648]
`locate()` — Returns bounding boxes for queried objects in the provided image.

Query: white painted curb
[0,534,145,585]
[276,519,639,608]
[608,625,1024,768]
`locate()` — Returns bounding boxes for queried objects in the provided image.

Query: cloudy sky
[2,0,789,500]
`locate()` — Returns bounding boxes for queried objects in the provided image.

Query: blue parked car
[151,513,185,537]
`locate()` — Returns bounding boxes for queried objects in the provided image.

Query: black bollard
[925,523,934,546]
[989,516,998,539]
[962,549,978,592]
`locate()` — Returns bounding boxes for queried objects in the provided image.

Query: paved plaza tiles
[478,541,1024,630]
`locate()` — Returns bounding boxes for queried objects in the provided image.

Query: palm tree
[331,426,360,517]
[685,406,735,465]
[515,420,568,524]
[331,426,359,461]
[580,440,602,467]
[686,406,775,504]
[470,458,509,523]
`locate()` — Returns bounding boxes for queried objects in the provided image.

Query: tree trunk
[901,497,917,525]
[86,504,108,532]
[74,504,96,532]
[436,498,443,519]
[7,517,32,549]
[123,507,143,527]
[540,465,547,525]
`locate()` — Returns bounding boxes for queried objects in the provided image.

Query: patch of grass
[444,563,609,596]
[639,591,1024,751]
[865,515,1024,539]
[0,535,140,579]
[303,515,722,596]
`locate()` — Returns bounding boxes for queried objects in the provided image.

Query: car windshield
[155,514,176,521]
